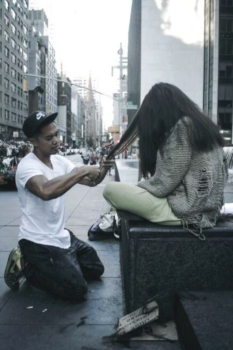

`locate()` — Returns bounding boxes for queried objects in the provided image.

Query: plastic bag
[88,213,120,241]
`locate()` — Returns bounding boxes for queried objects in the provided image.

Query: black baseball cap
[23,111,58,138]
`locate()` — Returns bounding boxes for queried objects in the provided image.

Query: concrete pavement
[0,157,232,350]
[0,164,182,350]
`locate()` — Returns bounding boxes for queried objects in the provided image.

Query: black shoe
[4,248,24,291]
[88,220,114,241]
[88,227,114,241]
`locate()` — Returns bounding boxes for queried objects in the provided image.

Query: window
[5,110,10,120]
[4,62,9,73]
[220,38,233,54]
[11,9,16,20]
[23,0,28,8]
[4,78,9,89]
[23,39,28,48]
[11,38,16,49]
[4,94,9,104]
[23,52,27,61]
[4,46,9,57]
[12,0,17,5]
[227,19,233,32]
[12,113,17,122]
[11,98,16,108]
[220,0,233,6]
[11,23,16,35]
[11,53,16,64]
[4,14,9,26]
[18,73,22,83]
[4,30,9,42]
[18,59,22,69]
[11,68,16,78]
[17,3,22,13]
[4,0,9,11]
[18,101,21,110]
[227,39,233,54]
[23,64,27,73]
[23,25,27,35]
[226,65,233,77]
[11,82,16,93]
[220,18,233,32]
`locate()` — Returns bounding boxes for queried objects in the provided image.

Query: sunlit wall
[141,0,204,108]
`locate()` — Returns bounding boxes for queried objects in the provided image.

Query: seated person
[103,82,228,240]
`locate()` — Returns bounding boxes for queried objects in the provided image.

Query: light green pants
[103,182,182,225]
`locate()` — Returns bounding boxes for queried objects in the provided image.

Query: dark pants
[19,231,104,299]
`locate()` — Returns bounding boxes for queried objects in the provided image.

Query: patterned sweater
[137,117,228,232]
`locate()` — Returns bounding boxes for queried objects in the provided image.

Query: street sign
[127,104,138,110]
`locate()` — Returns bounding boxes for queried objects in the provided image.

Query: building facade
[28,9,57,115]
[57,74,72,145]
[127,0,204,124]
[73,75,103,147]
[218,0,233,143]
[0,0,29,140]
[45,41,57,114]
[203,0,233,143]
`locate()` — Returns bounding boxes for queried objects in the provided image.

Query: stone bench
[117,209,233,322]
[175,291,233,350]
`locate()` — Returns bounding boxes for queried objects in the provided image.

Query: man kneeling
[4,111,112,299]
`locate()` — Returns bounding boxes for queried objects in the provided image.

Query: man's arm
[26,166,100,200]
[78,159,115,186]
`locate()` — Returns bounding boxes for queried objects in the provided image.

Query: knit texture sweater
[137,117,228,230]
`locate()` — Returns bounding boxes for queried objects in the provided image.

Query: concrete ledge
[118,210,233,322]
[175,291,233,350]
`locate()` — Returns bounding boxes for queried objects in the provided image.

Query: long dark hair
[107,82,224,178]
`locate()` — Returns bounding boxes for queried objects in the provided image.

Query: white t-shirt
[16,152,75,248]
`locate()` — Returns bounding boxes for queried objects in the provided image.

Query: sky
[29,0,133,128]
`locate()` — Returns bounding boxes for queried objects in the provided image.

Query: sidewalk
[0,174,180,350]
[1,172,232,350]
[0,174,125,350]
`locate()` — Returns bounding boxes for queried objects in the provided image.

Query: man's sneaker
[4,247,24,291]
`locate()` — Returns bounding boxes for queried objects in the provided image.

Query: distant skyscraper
[57,74,72,144]
[204,0,233,143]
[73,75,103,146]
[28,9,57,114]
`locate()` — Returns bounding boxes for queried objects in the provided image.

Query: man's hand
[71,166,100,181]
[86,166,100,180]
[101,156,115,169]
[76,165,101,187]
